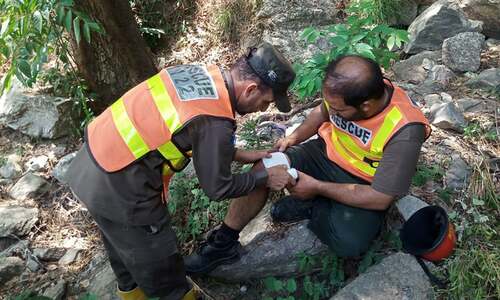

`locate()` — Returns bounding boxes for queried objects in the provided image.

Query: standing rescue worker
[185,55,431,274]
[66,43,296,300]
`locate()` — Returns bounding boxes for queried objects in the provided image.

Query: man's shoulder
[389,124,426,144]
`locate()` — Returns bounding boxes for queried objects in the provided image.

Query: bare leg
[224,161,269,230]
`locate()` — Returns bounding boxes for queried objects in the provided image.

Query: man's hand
[289,171,319,200]
[273,136,298,152]
[234,149,272,164]
[266,165,295,191]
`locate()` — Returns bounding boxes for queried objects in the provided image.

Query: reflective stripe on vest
[319,84,430,182]
[110,98,150,159]
[329,105,404,177]
[88,64,234,173]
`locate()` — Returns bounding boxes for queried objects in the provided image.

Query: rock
[445,154,470,190]
[256,121,286,142]
[0,79,77,139]
[0,179,12,187]
[77,251,118,300]
[0,155,22,179]
[442,32,485,72]
[428,64,456,86]
[486,38,500,50]
[393,51,442,83]
[0,239,29,258]
[52,152,77,184]
[26,256,40,272]
[58,248,80,266]
[42,280,66,300]
[423,94,444,112]
[257,0,337,62]
[8,173,49,200]
[430,102,467,132]
[0,202,39,237]
[25,155,49,172]
[331,253,433,300]
[396,195,429,221]
[459,0,500,39]
[390,1,419,26]
[456,98,487,112]
[33,247,67,261]
[209,203,328,281]
[465,68,500,92]
[0,256,24,285]
[405,1,482,54]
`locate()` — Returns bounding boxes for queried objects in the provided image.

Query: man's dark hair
[230,56,269,90]
[323,55,385,107]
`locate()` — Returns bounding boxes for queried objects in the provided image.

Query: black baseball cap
[246,42,296,112]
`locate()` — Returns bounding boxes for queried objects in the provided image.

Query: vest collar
[222,69,237,115]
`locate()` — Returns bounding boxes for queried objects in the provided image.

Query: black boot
[184,228,240,275]
[270,195,313,222]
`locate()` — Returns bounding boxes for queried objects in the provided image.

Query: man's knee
[323,234,374,258]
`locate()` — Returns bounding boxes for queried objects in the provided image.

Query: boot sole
[186,252,240,275]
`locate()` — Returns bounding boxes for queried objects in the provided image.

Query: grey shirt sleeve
[371,124,426,197]
[177,117,262,200]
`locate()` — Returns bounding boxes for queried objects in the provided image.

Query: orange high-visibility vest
[87,65,234,198]
[318,83,430,182]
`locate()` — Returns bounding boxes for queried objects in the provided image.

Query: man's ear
[359,100,374,114]
[243,82,258,97]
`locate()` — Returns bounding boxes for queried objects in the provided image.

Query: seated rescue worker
[66,43,296,300]
[185,55,431,274]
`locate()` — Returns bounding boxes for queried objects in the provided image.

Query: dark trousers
[89,211,190,299]
[285,138,385,257]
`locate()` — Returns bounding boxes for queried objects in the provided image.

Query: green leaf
[60,0,74,6]
[329,36,348,49]
[56,5,66,25]
[32,11,43,33]
[73,17,81,44]
[351,32,367,43]
[0,44,10,58]
[83,22,91,43]
[386,35,396,50]
[472,198,485,206]
[286,279,297,293]
[1,18,11,37]
[64,8,73,32]
[18,59,32,78]
[354,43,376,60]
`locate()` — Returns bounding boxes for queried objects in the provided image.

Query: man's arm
[289,125,427,210]
[275,103,329,151]
[290,171,394,210]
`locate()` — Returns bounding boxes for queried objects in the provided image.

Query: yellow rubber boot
[117,286,148,300]
[182,288,198,300]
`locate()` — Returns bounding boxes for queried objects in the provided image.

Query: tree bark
[73,0,158,112]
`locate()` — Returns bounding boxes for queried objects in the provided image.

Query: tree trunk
[73,0,158,112]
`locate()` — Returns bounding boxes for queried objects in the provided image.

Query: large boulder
[52,152,77,185]
[442,32,485,72]
[393,51,442,84]
[0,79,78,139]
[8,173,49,200]
[459,0,500,39]
[465,68,500,92]
[430,102,467,132]
[209,203,328,281]
[331,253,433,300]
[445,154,470,190]
[76,251,118,300]
[0,256,24,285]
[0,201,39,237]
[0,154,22,179]
[405,1,482,54]
[256,0,338,62]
